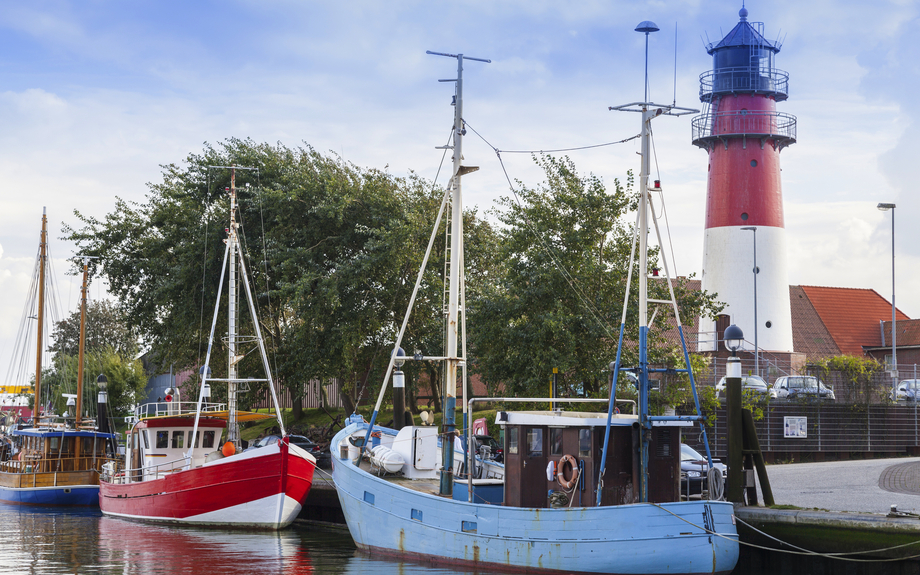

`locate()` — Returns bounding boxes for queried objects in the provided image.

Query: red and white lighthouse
[694,8,795,356]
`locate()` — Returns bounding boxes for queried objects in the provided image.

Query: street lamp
[878,203,897,389]
[741,226,759,377]
[723,324,744,503]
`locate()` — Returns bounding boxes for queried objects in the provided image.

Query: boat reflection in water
[97,515,318,574]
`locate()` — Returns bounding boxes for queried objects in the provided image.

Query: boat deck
[356,459,442,495]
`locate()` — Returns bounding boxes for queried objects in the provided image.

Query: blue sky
[1,0,918,374]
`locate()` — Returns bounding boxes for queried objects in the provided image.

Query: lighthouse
[693,7,796,358]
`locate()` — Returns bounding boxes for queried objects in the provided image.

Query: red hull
[100,442,314,528]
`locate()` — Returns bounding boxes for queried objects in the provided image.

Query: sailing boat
[99,171,316,528]
[330,47,740,574]
[0,209,119,506]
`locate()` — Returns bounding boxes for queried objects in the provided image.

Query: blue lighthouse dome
[701,9,787,101]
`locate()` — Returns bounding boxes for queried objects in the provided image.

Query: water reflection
[0,503,485,575]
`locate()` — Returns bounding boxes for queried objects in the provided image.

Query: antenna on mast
[635,21,659,103]
[673,23,678,106]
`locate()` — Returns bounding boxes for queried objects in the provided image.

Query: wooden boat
[99,170,316,528]
[0,209,119,506]
[331,46,739,574]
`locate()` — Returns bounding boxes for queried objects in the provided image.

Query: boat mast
[33,208,47,423]
[429,50,489,497]
[75,258,90,427]
[602,21,699,504]
[228,168,240,449]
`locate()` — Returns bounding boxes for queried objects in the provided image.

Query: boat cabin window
[507,427,519,455]
[49,437,60,451]
[171,431,185,449]
[202,430,216,449]
[550,428,563,456]
[527,428,543,457]
[578,429,591,458]
[142,430,149,450]
[156,431,169,449]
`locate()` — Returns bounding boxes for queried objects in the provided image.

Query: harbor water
[1,502,918,575]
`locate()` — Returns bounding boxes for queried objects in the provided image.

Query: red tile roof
[798,286,909,356]
[789,285,840,358]
[880,319,920,348]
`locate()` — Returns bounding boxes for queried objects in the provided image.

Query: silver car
[771,376,835,401]
[715,375,770,399]
[892,379,920,401]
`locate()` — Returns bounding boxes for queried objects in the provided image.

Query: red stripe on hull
[100,444,314,525]
[705,93,785,230]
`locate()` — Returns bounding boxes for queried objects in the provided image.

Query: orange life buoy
[557,454,578,490]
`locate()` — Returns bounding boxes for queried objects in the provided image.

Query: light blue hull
[0,485,100,506]
[332,423,739,574]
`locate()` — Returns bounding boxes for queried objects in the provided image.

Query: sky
[0,0,918,378]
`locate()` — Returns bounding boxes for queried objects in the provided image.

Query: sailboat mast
[34,208,47,422]
[75,259,89,427]
[637,107,653,502]
[228,168,240,448]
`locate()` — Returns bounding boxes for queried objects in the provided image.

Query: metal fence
[683,402,920,461]
[252,379,343,410]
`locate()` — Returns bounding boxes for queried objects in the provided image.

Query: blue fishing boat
[0,210,118,505]
[332,39,739,575]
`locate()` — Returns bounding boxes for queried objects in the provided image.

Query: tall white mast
[227,168,240,449]
[604,21,699,503]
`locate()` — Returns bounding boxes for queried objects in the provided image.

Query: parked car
[715,375,770,399]
[771,376,835,401]
[254,434,331,468]
[892,379,920,402]
[473,435,503,462]
[680,444,727,496]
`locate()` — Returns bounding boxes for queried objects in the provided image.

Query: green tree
[65,138,499,418]
[49,300,138,357]
[470,155,721,398]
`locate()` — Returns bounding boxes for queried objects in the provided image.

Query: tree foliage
[469,155,722,398]
[49,300,138,358]
[65,139,498,415]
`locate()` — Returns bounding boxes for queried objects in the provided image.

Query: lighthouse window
[741,213,749,221]
[750,160,758,167]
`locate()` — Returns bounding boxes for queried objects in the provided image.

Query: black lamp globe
[724,324,744,353]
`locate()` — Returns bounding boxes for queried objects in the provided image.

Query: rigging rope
[650,503,920,563]
[463,119,624,342]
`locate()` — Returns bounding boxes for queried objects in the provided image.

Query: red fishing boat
[100,169,315,528]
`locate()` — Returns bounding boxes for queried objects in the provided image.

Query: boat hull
[0,482,100,506]
[333,424,739,575]
[100,441,315,529]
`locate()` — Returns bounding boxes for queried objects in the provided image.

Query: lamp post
[741,226,759,377]
[878,203,897,392]
[724,324,744,503]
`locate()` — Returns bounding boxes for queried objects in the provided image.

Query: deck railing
[0,455,115,474]
[133,401,226,421]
